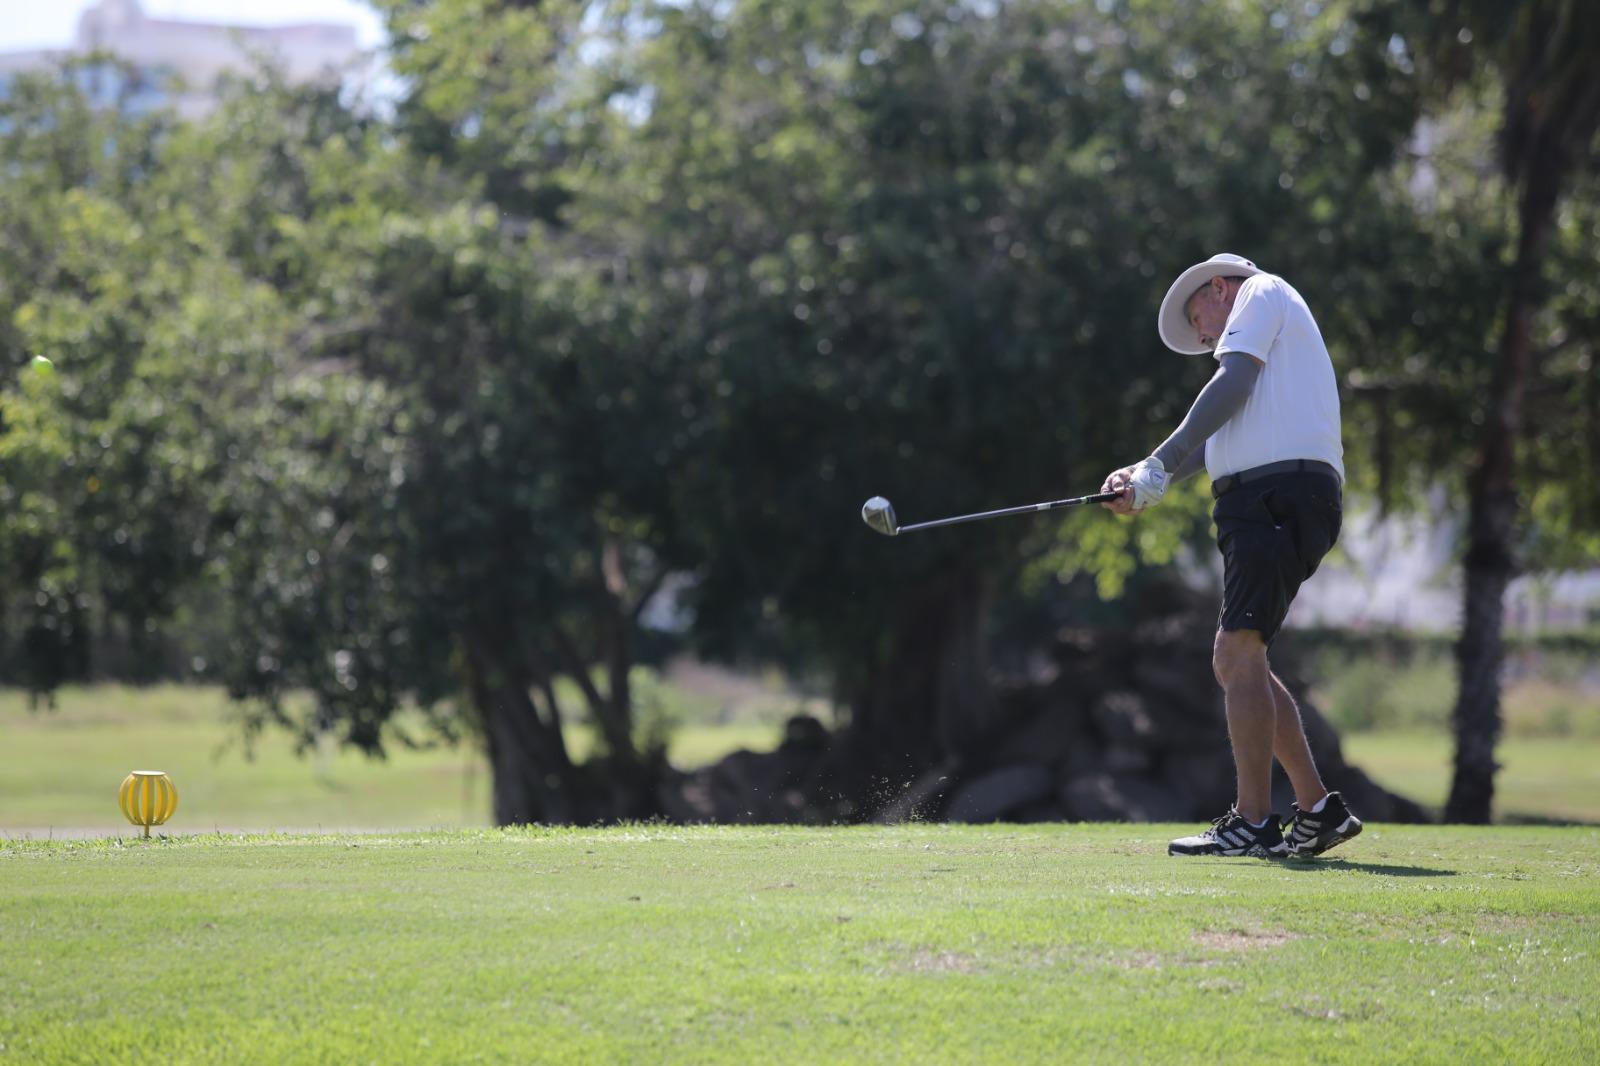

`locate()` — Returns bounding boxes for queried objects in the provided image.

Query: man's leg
[1268,672,1328,810]
[1212,629,1275,824]
[1174,472,1353,858]
[1168,629,1291,857]
[1271,671,1363,858]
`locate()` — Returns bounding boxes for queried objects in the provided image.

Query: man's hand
[1128,457,1170,509]
[1100,465,1138,515]
[1100,457,1169,515]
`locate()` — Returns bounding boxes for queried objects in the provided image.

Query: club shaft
[896,491,1122,533]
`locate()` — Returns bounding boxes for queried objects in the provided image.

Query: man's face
[1184,276,1237,350]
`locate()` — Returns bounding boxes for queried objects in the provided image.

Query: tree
[1411,0,1600,822]
[14,2,1587,829]
[575,0,1435,808]
[175,75,684,825]
[0,63,279,691]
[1,61,681,825]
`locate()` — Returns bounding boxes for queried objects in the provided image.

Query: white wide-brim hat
[1157,253,1266,355]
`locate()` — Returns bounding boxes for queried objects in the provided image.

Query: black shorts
[1213,471,1342,644]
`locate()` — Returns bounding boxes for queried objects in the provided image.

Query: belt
[1212,459,1340,499]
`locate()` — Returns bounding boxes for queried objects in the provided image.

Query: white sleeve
[1213,276,1284,364]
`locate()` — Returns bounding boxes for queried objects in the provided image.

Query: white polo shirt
[1207,274,1344,482]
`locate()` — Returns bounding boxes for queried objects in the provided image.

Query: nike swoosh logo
[1226,330,1240,336]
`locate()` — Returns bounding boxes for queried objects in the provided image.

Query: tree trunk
[845,566,993,801]
[552,622,636,764]
[1445,164,1558,824]
[463,630,577,825]
[1447,545,1512,823]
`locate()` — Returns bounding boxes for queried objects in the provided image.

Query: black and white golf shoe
[1168,809,1289,858]
[1285,791,1363,857]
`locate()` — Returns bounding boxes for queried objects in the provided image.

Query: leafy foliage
[3,3,1598,822]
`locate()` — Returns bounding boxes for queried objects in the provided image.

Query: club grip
[1082,491,1124,504]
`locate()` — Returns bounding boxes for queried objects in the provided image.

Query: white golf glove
[1127,457,1169,510]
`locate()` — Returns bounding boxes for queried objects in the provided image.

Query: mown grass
[1,825,1595,1063]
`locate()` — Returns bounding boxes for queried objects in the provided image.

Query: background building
[0,0,362,117]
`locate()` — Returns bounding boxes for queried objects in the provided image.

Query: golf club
[861,490,1123,536]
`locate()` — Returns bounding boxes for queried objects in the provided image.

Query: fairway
[2,826,1596,1063]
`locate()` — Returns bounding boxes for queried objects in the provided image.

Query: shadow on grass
[1498,811,1600,827]
[1404,804,1599,829]
[1283,859,1457,877]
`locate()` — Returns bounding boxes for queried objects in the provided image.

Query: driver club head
[861,496,899,536]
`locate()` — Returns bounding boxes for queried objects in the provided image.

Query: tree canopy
[2,1,1596,823]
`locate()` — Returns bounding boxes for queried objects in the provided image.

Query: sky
[0,0,389,53]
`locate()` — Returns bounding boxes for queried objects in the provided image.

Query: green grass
[0,685,491,830]
[6,686,1600,831]
[1344,732,1600,824]
[1,825,1595,1063]
[1308,646,1600,738]
[0,686,780,831]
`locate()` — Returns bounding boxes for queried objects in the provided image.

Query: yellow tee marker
[119,771,178,838]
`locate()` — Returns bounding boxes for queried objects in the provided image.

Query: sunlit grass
[1,825,1595,1063]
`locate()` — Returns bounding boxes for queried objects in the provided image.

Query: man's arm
[1100,352,1262,512]
[1151,352,1262,474]
[1168,444,1208,483]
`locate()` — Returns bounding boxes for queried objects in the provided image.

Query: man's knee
[1213,628,1268,689]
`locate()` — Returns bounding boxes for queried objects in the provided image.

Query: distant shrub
[1310,649,1454,733]
[1307,643,1599,738]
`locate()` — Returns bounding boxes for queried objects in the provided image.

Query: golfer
[1100,253,1362,859]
